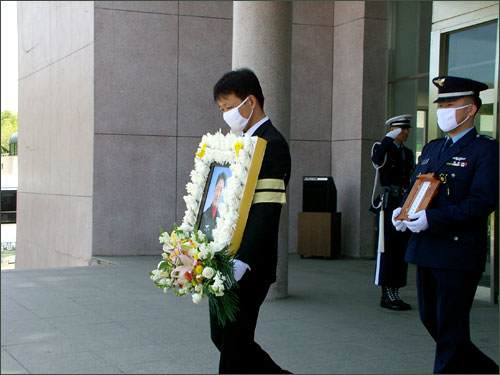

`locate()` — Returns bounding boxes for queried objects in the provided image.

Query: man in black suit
[210,68,291,374]
[393,76,499,374]
[371,114,414,310]
[200,172,226,242]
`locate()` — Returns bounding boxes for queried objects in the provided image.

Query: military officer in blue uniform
[393,76,499,374]
[371,114,414,310]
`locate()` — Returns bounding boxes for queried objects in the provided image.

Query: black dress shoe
[380,297,406,311]
[394,299,411,310]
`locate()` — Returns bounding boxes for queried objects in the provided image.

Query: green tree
[1,110,18,154]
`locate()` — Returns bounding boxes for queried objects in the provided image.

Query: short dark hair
[472,95,482,113]
[213,68,265,109]
[216,172,226,186]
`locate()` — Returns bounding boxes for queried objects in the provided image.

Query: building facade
[16,1,499,299]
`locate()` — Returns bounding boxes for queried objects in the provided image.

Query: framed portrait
[196,164,232,242]
[179,131,267,255]
[395,173,440,221]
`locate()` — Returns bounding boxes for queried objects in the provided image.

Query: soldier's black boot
[392,287,411,310]
[380,286,405,311]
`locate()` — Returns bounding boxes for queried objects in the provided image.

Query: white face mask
[436,104,472,132]
[223,97,253,135]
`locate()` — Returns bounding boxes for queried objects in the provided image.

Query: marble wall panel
[291,24,333,141]
[333,1,365,26]
[179,1,232,19]
[92,134,177,255]
[17,76,35,193]
[17,2,51,78]
[331,139,362,257]
[175,136,202,225]
[94,9,178,136]
[94,1,178,14]
[49,2,94,63]
[177,15,232,137]
[48,195,93,267]
[332,18,364,141]
[293,1,334,26]
[49,46,94,197]
[362,18,389,142]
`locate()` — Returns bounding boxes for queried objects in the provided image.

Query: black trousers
[416,266,499,374]
[374,201,410,287]
[210,271,287,374]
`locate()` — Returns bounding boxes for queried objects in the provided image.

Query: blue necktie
[440,138,453,157]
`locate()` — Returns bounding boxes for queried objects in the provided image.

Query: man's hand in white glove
[231,259,251,282]
[404,210,429,233]
[392,207,407,232]
[386,127,402,139]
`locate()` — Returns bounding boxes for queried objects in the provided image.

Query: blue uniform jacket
[404,127,499,272]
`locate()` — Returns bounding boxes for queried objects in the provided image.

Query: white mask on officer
[436,104,472,132]
[223,97,253,135]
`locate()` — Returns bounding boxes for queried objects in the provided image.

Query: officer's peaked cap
[386,114,412,128]
[432,76,488,103]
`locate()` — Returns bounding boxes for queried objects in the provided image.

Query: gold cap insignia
[436,78,446,87]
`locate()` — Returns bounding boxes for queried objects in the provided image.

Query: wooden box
[297,212,341,258]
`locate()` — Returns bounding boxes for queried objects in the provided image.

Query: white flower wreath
[180,130,260,253]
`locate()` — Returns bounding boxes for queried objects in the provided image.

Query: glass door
[430,10,499,302]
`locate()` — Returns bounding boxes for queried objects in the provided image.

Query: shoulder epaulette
[476,134,495,141]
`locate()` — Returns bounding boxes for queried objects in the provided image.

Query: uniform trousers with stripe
[374,195,410,287]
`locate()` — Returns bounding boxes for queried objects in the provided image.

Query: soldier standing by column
[371,114,414,310]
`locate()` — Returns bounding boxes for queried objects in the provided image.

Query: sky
[1,1,18,113]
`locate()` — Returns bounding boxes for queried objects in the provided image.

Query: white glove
[386,128,402,139]
[231,259,251,282]
[392,207,407,232]
[404,210,429,233]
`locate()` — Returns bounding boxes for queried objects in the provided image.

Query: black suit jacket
[404,127,499,272]
[199,205,219,242]
[235,120,291,284]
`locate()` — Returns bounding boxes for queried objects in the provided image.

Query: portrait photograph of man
[198,165,232,242]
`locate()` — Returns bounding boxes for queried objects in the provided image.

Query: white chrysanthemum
[158,278,171,286]
[184,195,199,213]
[175,132,259,252]
[192,293,202,304]
[191,171,205,187]
[151,269,161,281]
[180,222,194,233]
[184,209,196,226]
[159,232,170,244]
[210,271,226,296]
[202,266,215,279]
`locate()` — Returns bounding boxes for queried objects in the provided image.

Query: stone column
[332,2,388,258]
[232,1,292,299]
